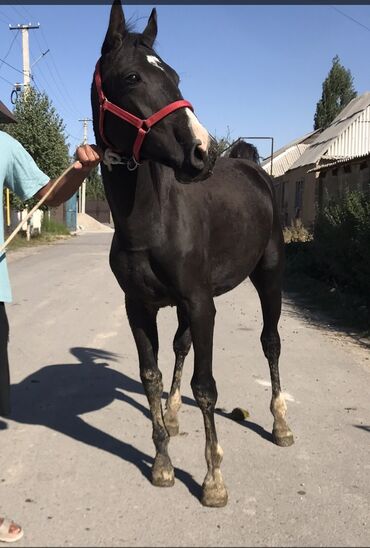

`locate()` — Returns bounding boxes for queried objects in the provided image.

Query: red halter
[94,59,194,164]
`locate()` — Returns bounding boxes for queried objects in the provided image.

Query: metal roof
[307,152,370,173]
[260,129,319,178]
[289,92,370,171]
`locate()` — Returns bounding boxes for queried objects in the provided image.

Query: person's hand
[73,144,103,172]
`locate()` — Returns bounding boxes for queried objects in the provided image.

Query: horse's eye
[125,73,140,84]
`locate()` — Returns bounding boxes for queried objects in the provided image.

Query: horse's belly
[210,232,268,296]
[211,253,259,296]
[110,249,174,307]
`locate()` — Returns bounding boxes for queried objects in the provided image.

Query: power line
[332,6,370,33]
[0,57,25,76]
[0,29,19,72]
[0,74,13,86]
[0,10,10,24]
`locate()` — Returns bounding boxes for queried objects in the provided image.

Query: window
[281,181,286,208]
[295,180,304,209]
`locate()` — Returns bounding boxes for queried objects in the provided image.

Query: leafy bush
[313,191,370,302]
[285,191,370,317]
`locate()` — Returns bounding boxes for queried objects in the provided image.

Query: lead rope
[103,148,140,172]
[0,163,75,256]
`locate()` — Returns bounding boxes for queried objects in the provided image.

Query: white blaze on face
[185,108,210,153]
[146,55,165,72]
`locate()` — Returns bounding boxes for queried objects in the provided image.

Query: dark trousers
[0,302,10,417]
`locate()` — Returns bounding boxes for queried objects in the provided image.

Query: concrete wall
[317,159,370,209]
[274,166,317,229]
[274,157,370,229]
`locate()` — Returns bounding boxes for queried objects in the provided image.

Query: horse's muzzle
[175,140,215,183]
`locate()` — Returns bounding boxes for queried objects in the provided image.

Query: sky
[0,3,369,160]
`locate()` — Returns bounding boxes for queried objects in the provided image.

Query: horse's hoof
[201,484,228,507]
[152,469,175,487]
[163,413,179,437]
[273,430,294,447]
[152,456,175,487]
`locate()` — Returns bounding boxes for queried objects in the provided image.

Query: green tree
[0,88,70,210]
[314,55,357,130]
[86,166,105,201]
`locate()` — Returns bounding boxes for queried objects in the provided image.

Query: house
[262,92,370,228]
[260,130,320,226]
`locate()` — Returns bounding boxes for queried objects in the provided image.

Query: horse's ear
[141,8,157,48]
[102,0,126,55]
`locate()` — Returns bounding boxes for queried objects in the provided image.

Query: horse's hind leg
[164,307,191,436]
[125,296,174,487]
[250,246,294,447]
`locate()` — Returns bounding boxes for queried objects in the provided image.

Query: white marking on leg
[168,388,181,413]
[271,392,287,420]
[185,108,210,153]
[146,55,165,71]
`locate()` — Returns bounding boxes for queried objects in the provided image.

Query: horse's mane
[228,141,260,164]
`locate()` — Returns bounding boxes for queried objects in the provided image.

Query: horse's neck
[103,161,170,249]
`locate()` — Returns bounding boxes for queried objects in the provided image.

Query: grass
[5,217,72,253]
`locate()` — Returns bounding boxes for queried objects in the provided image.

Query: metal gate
[65,193,77,231]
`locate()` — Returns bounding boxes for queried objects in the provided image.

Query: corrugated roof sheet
[289,92,370,171]
[261,143,310,177]
[261,129,320,177]
[307,152,370,172]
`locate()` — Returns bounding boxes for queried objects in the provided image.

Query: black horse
[91,0,294,508]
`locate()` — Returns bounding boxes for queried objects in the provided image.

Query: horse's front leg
[186,294,228,507]
[164,306,192,436]
[125,296,174,487]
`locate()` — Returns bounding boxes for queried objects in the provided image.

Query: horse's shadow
[8,346,272,500]
[8,347,204,498]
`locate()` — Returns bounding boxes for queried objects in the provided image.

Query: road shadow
[214,408,273,443]
[8,347,200,501]
[7,346,272,500]
[354,425,370,433]
[173,395,274,443]
[282,276,369,350]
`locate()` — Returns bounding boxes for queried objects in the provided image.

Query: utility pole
[9,23,40,95]
[78,118,92,214]
[9,23,40,240]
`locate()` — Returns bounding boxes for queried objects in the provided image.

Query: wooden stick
[0,163,76,256]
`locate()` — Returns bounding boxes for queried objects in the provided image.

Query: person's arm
[34,144,103,207]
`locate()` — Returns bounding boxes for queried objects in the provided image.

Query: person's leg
[0,305,23,542]
[0,303,10,417]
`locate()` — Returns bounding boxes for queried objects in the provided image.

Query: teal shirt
[1,131,49,302]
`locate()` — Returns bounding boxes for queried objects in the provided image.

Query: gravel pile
[77,213,113,233]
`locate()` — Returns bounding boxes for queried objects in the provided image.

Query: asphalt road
[1,232,369,547]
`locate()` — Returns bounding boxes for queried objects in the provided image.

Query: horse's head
[91,0,214,182]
